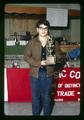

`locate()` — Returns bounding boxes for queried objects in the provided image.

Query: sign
[4,67,80,102]
[54,67,80,101]
[47,8,68,27]
[6,40,15,46]
[20,41,28,45]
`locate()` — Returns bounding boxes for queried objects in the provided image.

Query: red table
[7,68,32,102]
[6,67,80,102]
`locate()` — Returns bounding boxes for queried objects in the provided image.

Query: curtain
[8,18,38,38]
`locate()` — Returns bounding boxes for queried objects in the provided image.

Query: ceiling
[5,4,80,10]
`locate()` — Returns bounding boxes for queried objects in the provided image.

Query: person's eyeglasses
[39,27,48,31]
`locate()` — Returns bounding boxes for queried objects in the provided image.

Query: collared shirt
[39,46,47,72]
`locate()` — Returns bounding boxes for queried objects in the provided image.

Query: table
[4,67,80,102]
[4,68,32,102]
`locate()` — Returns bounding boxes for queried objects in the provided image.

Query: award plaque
[47,36,56,64]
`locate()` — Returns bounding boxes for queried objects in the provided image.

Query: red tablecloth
[6,67,80,102]
[7,68,32,102]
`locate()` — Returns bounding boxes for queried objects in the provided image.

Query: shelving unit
[60,45,80,53]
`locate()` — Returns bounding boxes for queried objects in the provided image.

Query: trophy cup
[47,36,56,64]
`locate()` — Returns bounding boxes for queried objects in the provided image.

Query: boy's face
[37,24,48,37]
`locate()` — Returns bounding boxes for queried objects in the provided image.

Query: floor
[4,101,80,116]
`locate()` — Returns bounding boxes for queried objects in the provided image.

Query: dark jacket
[23,36,62,78]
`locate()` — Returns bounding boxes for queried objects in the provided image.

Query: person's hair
[36,18,50,28]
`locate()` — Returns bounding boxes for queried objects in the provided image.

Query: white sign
[47,8,68,27]
[6,41,15,46]
[20,41,28,45]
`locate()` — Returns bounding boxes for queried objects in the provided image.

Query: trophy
[47,36,56,64]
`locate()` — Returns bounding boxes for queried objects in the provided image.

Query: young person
[24,19,63,116]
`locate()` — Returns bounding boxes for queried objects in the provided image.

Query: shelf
[59,45,80,53]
